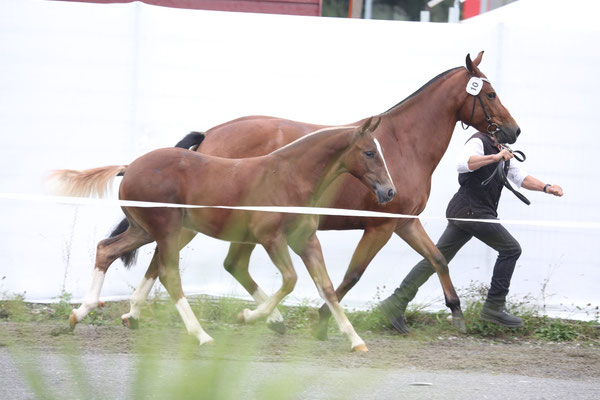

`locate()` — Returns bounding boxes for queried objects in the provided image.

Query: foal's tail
[48,165,127,198]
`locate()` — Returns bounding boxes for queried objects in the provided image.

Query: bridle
[460,71,530,205]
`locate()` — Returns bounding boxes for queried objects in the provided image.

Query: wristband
[543,184,551,193]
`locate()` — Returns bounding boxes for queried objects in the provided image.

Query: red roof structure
[57,0,322,17]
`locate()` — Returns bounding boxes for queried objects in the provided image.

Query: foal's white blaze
[374,138,394,186]
[72,268,105,322]
[121,276,156,321]
[175,297,214,345]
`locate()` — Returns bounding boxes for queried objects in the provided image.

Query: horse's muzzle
[497,125,521,144]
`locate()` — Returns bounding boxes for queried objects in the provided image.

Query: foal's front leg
[291,235,367,352]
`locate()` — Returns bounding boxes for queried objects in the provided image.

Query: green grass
[1,287,599,344]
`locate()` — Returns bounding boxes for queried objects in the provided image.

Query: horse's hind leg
[121,229,197,329]
[70,225,152,329]
[155,237,214,346]
[291,235,367,352]
[224,243,286,333]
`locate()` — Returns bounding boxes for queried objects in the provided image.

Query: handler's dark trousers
[382,216,522,315]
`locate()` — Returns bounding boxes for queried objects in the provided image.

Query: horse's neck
[383,69,466,172]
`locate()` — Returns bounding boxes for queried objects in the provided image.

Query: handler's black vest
[446,132,509,219]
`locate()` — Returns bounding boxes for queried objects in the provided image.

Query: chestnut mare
[120,52,520,337]
[52,118,395,351]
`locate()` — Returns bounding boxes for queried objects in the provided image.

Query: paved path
[1,348,598,400]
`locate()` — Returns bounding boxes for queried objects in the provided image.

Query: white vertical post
[364,0,373,19]
[420,10,431,22]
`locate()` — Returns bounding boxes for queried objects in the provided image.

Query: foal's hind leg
[70,226,152,329]
[121,229,197,329]
[291,235,367,352]
[224,243,286,333]
[237,235,297,325]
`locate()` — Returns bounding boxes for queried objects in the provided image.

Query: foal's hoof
[68,312,78,331]
[267,320,287,334]
[451,310,467,333]
[122,316,139,330]
[237,309,252,324]
[352,343,369,353]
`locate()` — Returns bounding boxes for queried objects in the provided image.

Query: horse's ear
[466,51,484,75]
[357,116,380,137]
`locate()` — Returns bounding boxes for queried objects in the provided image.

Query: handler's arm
[467,149,513,171]
[521,175,564,196]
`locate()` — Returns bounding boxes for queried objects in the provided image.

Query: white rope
[1,192,599,230]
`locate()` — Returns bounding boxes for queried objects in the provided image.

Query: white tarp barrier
[0,0,598,320]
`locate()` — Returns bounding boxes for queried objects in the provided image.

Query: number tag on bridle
[466,77,483,96]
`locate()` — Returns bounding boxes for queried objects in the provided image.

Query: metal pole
[364,0,373,19]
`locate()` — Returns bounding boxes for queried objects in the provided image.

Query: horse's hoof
[451,310,467,333]
[352,343,369,353]
[122,316,139,330]
[267,320,287,334]
[312,322,328,341]
[68,312,78,331]
[97,301,106,308]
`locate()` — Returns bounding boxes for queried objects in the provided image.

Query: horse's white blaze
[374,138,394,186]
[121,276,156,321]
[175,297,214,345]
[72,268,105,322]
[252,288,284,323]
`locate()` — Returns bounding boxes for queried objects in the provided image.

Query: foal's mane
[382,66,463,114]
[271,125,357,154]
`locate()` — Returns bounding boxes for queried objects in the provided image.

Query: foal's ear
[466,51,484,74]
[358,116,381,136]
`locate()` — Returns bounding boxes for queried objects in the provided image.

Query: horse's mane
[382,66,464,114]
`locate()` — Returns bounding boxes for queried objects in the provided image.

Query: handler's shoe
[480,302,523,328]
[379,299,410,334]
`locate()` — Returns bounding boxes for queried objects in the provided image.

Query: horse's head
[345,117,396,204]
[459,51,521,144]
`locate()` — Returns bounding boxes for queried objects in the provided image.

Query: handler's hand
[547,184,564,197]
[495,149,514,162]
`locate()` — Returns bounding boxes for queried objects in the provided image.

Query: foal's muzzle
[374,184,396,204]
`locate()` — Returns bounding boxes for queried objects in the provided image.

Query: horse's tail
[48,165,127,198]
[175,131,205,151]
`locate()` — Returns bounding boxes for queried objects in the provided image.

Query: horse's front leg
[237,235,297,325]
[291,234,367,352]
[395,218,465,332]
[223,242,286,333]
[121,229,197,329]
[315,221,395,340]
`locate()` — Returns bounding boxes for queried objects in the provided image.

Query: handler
[380,130,563,332]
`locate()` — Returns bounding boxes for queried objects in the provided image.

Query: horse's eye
[487,92,497,100]
[364,151,375,158]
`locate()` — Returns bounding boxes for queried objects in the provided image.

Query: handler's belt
[482,146,530,205]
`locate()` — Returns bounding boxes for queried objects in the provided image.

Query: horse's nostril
[516,128,521,137]
[388,189,396,199]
